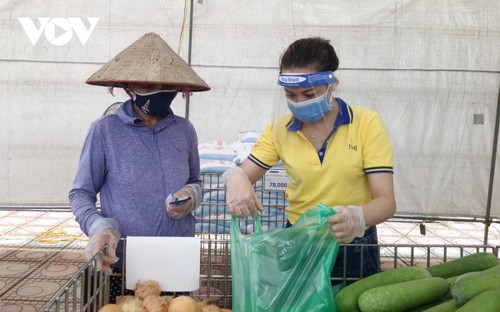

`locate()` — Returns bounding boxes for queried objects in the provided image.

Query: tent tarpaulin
[0,1,499,223]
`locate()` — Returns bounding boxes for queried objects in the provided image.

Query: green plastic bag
[231,202,340,312]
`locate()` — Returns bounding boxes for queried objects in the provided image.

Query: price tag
[263,167,289,191]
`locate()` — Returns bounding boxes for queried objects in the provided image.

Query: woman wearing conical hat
[69,33,210,301]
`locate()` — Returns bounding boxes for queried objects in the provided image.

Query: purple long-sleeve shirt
[69,100,201,238]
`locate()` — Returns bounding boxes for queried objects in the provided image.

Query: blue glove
[85,218,120,274]
[165,184,202,219]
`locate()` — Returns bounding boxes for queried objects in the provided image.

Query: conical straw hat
[86,32,210,92]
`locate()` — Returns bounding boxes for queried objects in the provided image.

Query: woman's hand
[85,218,121,274]
[328,205,366,243]
[223,167,264,217]
[166,184,202,219]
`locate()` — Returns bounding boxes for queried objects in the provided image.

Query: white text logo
[18,17,100,46]
[279,75,306,84]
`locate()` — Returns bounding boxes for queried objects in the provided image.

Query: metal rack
[35,173,500,310]
[38,241,499,311]
[41,253,109,312]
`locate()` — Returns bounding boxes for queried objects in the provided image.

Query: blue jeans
[331,226,380,285]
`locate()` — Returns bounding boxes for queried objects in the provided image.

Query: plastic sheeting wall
[0,0,499,220]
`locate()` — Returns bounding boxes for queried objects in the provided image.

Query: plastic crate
[39,241,499,311]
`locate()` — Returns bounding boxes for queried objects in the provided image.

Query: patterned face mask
[134,90,177,117]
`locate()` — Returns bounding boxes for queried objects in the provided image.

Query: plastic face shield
[270,71,336,135]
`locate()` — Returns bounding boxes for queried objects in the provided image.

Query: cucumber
[425,252,499,279]
[455,289,500,311]
[335,266,432,311]
[422,299,459,312]
[446,275,460,287]
[443,275,461,299]
[358,277,449,312]
[405,297,450,312]
[451,264,500,305]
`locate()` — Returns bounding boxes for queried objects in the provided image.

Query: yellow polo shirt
[248,98,394,224]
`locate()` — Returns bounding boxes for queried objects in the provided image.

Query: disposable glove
[166,184,202,219]
[328,205,366,243]
[85,218,120,274]
[222,167,264,217]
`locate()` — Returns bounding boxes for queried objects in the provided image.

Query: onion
[201,304,221,312]
[134,280,161,300]
[161,295,175,304]
[98,304,122,312]
[168,296,201,312]
[196,299,210,308]
[143,295,168,312]
[116,295,144,312]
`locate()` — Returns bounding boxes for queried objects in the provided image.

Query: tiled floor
[377,219,500,246]
[1,210,500,311]
[0,210,88,311]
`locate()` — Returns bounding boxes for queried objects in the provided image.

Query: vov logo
[18,17,100,46]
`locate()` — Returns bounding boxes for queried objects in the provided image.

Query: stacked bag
[198,139,237,174]
[198,130,262,173]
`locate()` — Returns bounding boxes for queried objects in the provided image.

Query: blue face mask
[134,90,178,117]
[286,87,332,123]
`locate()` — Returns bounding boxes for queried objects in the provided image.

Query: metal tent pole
[484,83,500,245]
[185,0,194,120]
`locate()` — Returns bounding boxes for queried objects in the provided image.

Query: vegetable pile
[97,280,231,312]
[335,252,500,312]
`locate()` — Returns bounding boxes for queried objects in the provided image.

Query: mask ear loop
[325,83,338,107]
[123,85,136,101]
[318,84,333,107]
[327,84,334,104]
[179,86,192,99]
[108,85,136,101]
[328,78,339,103]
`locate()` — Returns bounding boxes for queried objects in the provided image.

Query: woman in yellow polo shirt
[223,37,396,283]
